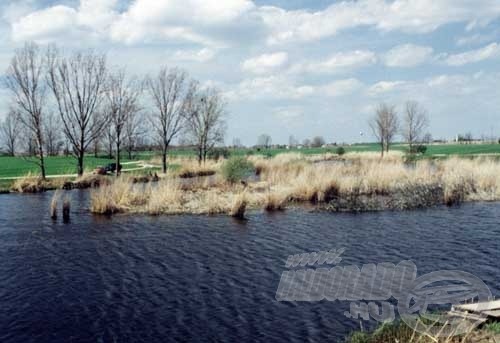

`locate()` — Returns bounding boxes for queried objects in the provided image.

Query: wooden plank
[448,310,485,322]
[482,310,500,318]
[453,300,500,313]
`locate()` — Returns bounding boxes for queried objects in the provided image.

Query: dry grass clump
[346,316,496,343]
[90,177,148,214]
[91,153,500,216]
[229,192,248,218]
[11,173,49,193]
[175,158,221,178]
[50,190,61,219]
[71,173,109,189]
[263,190,288,211]
[343,150,404,162]
[147,179,183,215]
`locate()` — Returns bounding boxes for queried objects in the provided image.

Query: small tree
[5,42,47,178]
[369,103,399,157]
[288,135,298,147]
[232,137,242,148]
[257,134,272,148]
[44,112,61,156]
[0,109,21,156]
[311,136,326,147]
[402,101,429,152]
[106,69,141,176]
[186,87,226,164]
[146,67,194,173]
[221,157,254,183]
[47,47,109,176]
[124,108,145,160]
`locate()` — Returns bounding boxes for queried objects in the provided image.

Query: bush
[336,146,346,156]
[221,157,254,183]
[409,145,427,154]
[208,147,231,160]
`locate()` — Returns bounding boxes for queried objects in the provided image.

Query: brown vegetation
[89,152,500,216]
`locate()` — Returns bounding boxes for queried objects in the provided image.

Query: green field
[0,155,136,178]
[221,142,500,157]
[2,143,500,180]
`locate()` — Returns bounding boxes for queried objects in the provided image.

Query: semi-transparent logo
[276,249,492,337]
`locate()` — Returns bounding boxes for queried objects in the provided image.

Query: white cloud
[291,50,376,74]
[10,0,118,43]
[10,0,251,46]
[321,78,364,97]
[368,81,409,96]
[384,44,434,67]
[12,5,78,42]
[273,107,304,120]
[241,52,288,74]
[444,42,500,66]
[259,0,500,45]
[172,48,216,62]
[110,0,253,45]
[117,0,254,26]
[455,32,498,47]
[228,75,314,100]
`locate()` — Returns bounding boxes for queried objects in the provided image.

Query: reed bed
[346,317,498,343]
[90,152,500,216]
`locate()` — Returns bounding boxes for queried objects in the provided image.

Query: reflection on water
[0,191,499,342]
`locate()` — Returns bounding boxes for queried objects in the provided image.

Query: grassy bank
[345,319,500,343]
[2,143,500,180]
[89,152,500,216]
[0,155,140,178]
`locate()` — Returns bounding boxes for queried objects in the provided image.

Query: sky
[0,0,500,145]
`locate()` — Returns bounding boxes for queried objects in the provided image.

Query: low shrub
[409,145,427,154]
[336,146,346,156]
[208,147,231,160]
[221,157,254,183]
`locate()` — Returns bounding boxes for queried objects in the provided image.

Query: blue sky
[1,0,500,145]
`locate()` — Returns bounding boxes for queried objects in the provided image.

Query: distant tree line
[369,100,430,157]
[1,42,227,178]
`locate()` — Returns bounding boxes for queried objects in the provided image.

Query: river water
[0,191,499,342]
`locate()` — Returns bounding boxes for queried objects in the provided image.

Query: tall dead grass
[91,153,500,216]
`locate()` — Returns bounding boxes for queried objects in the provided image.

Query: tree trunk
[77,154,84,176]
[38,146,46,179]
[162,151,167,174]
[198,148,203,165]
[115,141,121,176]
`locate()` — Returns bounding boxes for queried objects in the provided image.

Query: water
[0,191,499,342]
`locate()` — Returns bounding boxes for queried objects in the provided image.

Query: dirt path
[0,161,159,181]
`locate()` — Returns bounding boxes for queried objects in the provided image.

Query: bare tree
[0,109,21,156]
[106,69,141,175]
[402,101,429,152]
[311,136,326,148]
[47,47,108,176]
[423,132,433,144]
[146,67,194,173]
[257,134,272,148]
[186,87,226,164]
[124,108,145,160]
[105,124,115,158]
[288,135,298,147]
[232,137,242,148]
[369,103,399,157]
[4,42,47,178]
[44,112,61,156]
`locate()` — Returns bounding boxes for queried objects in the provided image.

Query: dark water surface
[0,191,499,342]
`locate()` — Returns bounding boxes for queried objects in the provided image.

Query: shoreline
[6,152,500,217]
